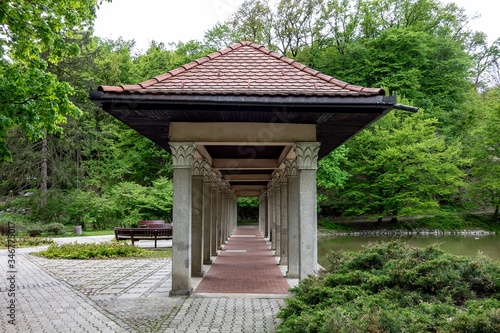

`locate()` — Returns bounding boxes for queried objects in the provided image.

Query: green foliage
[237,197,259,220]
[337,109,466,218]
[411,213,466,231]
[0,0,107,161]
[317,220,355,231]
[0,236,55,248]
[25,224,43,237]
[278,241,500,333]
[467,87,500,223]
[0,220,10,235]
[35,241,149,259]
[42,222,66,235]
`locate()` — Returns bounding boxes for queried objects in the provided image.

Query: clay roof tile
[97,42,384,97]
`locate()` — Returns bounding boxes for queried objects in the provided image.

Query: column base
[191,271,205,277]
[169,288,193,297]
[203,260,213,265]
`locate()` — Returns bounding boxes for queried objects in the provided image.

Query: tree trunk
[40,135,48,209]
[493,205,499,224]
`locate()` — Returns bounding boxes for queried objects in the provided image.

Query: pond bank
[319,228,497,237]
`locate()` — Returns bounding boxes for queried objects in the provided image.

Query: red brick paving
[194,227,291,294]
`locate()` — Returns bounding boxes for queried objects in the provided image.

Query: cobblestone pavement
[1,242,287,332]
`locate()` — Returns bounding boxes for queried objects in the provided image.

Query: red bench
[114,227,172,248]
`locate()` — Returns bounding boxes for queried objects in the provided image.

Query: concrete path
[0,232,288,332]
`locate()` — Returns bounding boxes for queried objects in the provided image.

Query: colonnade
[259,142,320,279]
[169,141,320,296]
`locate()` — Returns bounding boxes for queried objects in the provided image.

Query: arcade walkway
[194,226,292,294]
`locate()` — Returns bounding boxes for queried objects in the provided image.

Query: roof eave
[89,89,396,109]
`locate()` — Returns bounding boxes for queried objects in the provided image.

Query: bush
[318,220,355,231]
[43,223,67,236]
[277,241,500,333]
[412,212,466,230]
[35,241,150,259]
[0,236,55,248]
[25,224,43,237]
[0,221,10,235]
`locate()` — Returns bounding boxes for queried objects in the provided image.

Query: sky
[93,0,499,53]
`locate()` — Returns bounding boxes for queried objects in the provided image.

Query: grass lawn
[80,229,115,236]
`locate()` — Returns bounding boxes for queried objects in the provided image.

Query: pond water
[317,234,500,267]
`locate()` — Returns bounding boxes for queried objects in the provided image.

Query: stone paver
[0,234,287,332]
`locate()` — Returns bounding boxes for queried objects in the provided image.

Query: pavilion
[90,41,415,296]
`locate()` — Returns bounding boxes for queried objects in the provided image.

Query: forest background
[1,0,499,231]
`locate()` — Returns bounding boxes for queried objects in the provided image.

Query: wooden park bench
[114,226,172,248]
[138,220,168,228]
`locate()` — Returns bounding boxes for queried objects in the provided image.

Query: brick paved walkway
[195,227,291,294]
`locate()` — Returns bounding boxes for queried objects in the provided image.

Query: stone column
[296,142,320,280]
[210,174,219,257]
[279,170,288,265]
[203,169,213,265]
[262,191,269,238]
[259,191,266,235]
[285,159,299,278]
[221,192,227,245]
[217,188,223,250]
[169,142,195,296]
[230,195,237,235]
[267,187,275,247]
[191,159,205,277]
[273,177,281,259]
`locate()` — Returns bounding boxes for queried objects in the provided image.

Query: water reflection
[318,234,500,267]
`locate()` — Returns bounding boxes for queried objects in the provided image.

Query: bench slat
[114,227,172,248]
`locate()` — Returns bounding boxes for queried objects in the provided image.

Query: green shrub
[318,220,355,231]
[277,241,500,333]
[43,223,67,235]
[0,236,55,248]
[413,212,466,230]
[25,224,43,237]
[35,241,150,259]
[0,220,10,235]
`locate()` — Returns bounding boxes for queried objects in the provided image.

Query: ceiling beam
[194,145,212,165]
[212,159,278,169]
[170,122,316,142]
[223,174,272,181]
[235,191,263,197]
[231,185,267,191]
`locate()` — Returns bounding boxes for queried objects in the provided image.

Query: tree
[317,146,349,211]
[467,88,500,223]
[0,0,105,162]
[338,109,465,218]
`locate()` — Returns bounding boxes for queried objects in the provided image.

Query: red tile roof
[98,41,385,97]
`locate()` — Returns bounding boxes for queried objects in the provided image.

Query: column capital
[192,158,207,176]
[259,190,267,201]
[170,142,196,168]
[285,158,298,176]
[295,142,320,170]
[278,169,287,184]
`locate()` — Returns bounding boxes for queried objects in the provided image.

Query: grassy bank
[319,212,500,233]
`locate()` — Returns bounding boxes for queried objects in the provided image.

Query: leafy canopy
[0,0,105,161]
